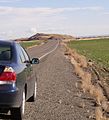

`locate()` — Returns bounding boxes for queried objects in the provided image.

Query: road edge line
[39,40,59,60]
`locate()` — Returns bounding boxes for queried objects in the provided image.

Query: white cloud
[30,28,37,34]
[103,12,109,15]
[54,6,103,12]
[0,6,104,15]
[0,6,107,39]
[0,6,13,14]
[0,0,21,3]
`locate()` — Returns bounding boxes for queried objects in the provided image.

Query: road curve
[24,40,94,120]
[27,40,59,59]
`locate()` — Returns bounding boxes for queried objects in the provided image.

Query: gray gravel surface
[24,42,95,120]
[28,40,58,58]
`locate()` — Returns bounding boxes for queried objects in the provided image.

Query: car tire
[11,91,25,120]
[0,108,9,113]
[28,80,37,102]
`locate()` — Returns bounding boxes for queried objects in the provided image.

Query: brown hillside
[15,33,75,42]
[28,33,74,41]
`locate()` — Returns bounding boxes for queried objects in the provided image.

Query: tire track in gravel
[24,42,95,120]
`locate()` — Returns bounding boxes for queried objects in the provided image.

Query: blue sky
[0,0,109,39]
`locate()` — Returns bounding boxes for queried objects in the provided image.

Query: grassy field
[20,40,43,49]
[68,39,109,68]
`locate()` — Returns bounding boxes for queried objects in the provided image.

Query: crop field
[68,39,109,68]
[20,40,43,49]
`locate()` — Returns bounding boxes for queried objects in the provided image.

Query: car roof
[0,40,15,46]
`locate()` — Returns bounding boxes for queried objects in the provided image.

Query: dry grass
[63,42,109,120]
[74,54,87,68]
[95,106,109,120]
[90,85,106,105]
[101,100,109,112]
[81,72,92,93]
[70,50,87,68]
[95,107,103,120]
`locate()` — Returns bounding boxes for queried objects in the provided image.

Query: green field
[20,40,42,49]
[68,39,109,68]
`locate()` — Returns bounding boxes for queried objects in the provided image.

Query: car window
[16,44,25,63]
[16,44,30,63]
[21,47,30,62]
[0,45,11,61]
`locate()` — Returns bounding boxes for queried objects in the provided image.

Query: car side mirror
[31,58,39,64]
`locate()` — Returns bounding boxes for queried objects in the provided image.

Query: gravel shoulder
[24,44,95,120]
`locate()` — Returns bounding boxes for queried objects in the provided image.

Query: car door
[20,47,34,99]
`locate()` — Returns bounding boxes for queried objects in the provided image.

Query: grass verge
[20,40,44,49]
[68,39,109,69]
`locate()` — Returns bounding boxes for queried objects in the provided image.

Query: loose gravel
[24,44,95,120]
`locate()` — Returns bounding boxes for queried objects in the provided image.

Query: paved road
[24,40,94,120]
[27,40,59,59]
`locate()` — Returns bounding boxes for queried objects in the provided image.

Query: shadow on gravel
[81,97,97,107]
[82,97,94,101]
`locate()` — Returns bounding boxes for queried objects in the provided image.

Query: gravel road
[23,41,95,120]
[27,40,58,58]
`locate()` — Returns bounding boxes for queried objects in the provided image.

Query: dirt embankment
[63,42,109,120]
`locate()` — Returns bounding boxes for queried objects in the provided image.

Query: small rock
[78,101,85,108]
[59,100,62,104]
[75,82,78,88]
[88,114,95,119]
[71,105,74,108]
[76,92,82,98]
[67,89,71,93]
[87,110,90,113]
[65,55,69,60]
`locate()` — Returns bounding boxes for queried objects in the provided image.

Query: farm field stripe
[39,40,59,60]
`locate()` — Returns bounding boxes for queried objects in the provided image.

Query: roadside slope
[24,44,94,120]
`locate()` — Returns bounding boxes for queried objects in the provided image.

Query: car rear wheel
[28,80,37,102]
[11,91,25,120]
[0,108,9,114]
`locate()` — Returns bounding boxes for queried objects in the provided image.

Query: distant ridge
[76,35,109,39]
[28,33,74,41]
[15,33,75,41]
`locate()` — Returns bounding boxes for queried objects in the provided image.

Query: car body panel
[0,40,37,109]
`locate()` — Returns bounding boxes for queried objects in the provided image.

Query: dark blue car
[0,40,39,120]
